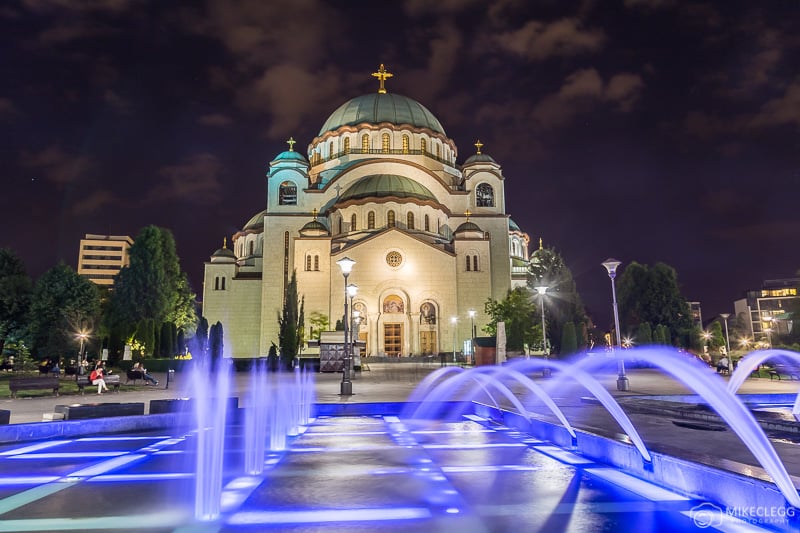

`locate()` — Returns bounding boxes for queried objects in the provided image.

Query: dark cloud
[749,80,800,129]
[0,97,20,119]
[150,154,224,205]
[71,190,119,215]
[198,113,233,127]
[20,146,92,186]
[494,18,605,61]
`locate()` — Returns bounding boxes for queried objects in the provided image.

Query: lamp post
[764,317,773,347]
[347,284,358,372]
[77,332,88,376]
[451,316,457,364]
[720,313,732,373]
[336,257,356,395]
[534,286,551,377]
[602,258,629,391]
[468,309,476,365]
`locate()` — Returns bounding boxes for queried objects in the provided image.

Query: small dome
[339,174,437,203]
[211,247,236,263]
[320,93,446,136]
[509,218,521,232]
[243,210,265,232]
[273,150,308,163]
[463,153,497,165]
[299,219,330,237]
[455,221,483,234]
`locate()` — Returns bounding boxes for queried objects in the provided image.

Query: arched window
[328,141,333,158]
[473,255,479,271]
[466,256,471,272]
[381,133,390,153]
[402,134,409,153]
[306,255,312,271]
[279,181,297,205]
[436,144,441,158]
[420,138,427,153]
[361,134,369,151]
[424,214,430,232]
[368,211,375,229]
[221,277,226,290]
[351,214,357,231]
[314,255,319,271]
[337,217,343,234]
[407,212,414,229]
[387,210,396,228]
[248,241,254,256]
[343,137,350,154]
[214,276,219,290]
[476,183,494,207]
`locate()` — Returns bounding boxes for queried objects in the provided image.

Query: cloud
[198,113,233,127]
[71,190,119,215]
[0,97,20,119]
[623,0,675,9]
[103,89,132,113]
[402,24,462,103]
[404,0,481,16]
[532,69,644,127]
[494,18,605,61]
[20,146,92,185]
[151,154,224,205]
[749,80,800,128]
[21,0,134,14]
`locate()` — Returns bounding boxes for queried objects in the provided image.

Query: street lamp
[451,316,457,364]
[77,331,89,376]
[534,286,550,377]
[468,309,476,365]
[347,284,358,372]
[602,258,629,391]
[336,257,356,395]
[720,313,732,373]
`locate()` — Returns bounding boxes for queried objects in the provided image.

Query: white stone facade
[203,89,530,358]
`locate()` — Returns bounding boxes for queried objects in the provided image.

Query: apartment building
[77,234,133,286]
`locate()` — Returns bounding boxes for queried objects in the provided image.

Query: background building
[76,234,133,286]
[733,277,799,344]
[203,68,532,358]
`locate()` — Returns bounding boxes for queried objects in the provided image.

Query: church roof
[339,174,437,203]
[319,93,446,136]
[273,150,308,163]
[454,221,483,234]
[463,153,497,165]
[299,219,330,236]
[211,247,236,261]
[243,210,265,231]
[509,218,521,232]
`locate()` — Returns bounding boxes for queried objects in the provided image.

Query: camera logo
[691,502,723,528]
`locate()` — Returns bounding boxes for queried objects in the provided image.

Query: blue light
[228,507,431,525]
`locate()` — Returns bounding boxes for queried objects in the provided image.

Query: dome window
[328,141,333,158]
[476,183,494,207]
[344,137,350,154]
[248,241,254,256]
[424,214,430,232]
[279,181,297,205]
[407,212,414,230]
[361,134,370,152]
[387,210,396,228]
[351,214,357,231]
[368,211,375,229]
[420,138,427,153]
[402,135,409,154]
[381,133,390,153]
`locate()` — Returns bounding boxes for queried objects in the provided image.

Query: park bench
[126,369,145,384]
[9,377,60,399]
[767,365,800,381]
[54,402,144,420]
[76,374,121,394]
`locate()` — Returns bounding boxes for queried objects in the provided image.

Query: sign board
[101,349,108,361]
[123,345,132,361]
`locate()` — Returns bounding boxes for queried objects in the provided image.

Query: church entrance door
[420,331,436,355]
[383,323,403,357]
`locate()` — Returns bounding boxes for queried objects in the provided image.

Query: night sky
[2,1,798,328]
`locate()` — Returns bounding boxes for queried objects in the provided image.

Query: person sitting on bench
[132,362,158,385]
[716,356,730,374]
[90,362,109,394]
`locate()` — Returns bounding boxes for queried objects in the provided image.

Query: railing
[315,148,456,167]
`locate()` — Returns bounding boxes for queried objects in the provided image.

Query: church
[203,65,532,359]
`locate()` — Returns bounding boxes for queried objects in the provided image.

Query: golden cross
[539,237,543,250]
[474,139,483,154]
[312,208,318,220]
[287,137,296,151]
[223,237,227,248]
[371,64,393,94]
[465,209,472,221]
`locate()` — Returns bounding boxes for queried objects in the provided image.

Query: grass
[0,370,152,399]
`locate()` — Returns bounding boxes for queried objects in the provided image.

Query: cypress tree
[637,322,653,345]
[278,271,305,370]
[560,321,577,356]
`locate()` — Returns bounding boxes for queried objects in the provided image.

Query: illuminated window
[314,255,319,271]
[420,138,427,153]
[279,181,297,205]
[387,210,396,227]
[248,241,254,255]
[343,137,350,154]
[407,212,414,229]
[362,134,369,151]
[382,133,390,153]
[436,144,441,158]
[476,183,494,207]
[306,255,312,271]
[402,135,409,153]
[424,214,430,231]
[305,254,320,272]
[351,214,357,231]
[466,256,471,272]
[386,252,403,268]
[368,211,375,229]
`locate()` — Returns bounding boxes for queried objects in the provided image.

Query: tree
[0,248,32,355]
[188,316,209,360]
[655,324,671,346]
[484,287,537,352]
[616,261,693,347]
[308,312,329,340]
[637,322,653,345]
[527,246,587,354]
[277,271,305,369]
[27,263,100,359]
[560,321,577,355]
[108,226,197,345]
[209,321,224,365]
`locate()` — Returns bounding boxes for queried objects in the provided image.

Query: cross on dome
[312,208,318,220]
[474,140,483,154]
[465,209,472,221]
[286,137,296,151]
[223,237,227,249]
[371,64,393,94]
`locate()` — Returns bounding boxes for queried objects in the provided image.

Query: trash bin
[166,369,175,389]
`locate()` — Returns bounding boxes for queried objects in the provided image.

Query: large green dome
[339,174,437,203]
[319,93,446,136]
